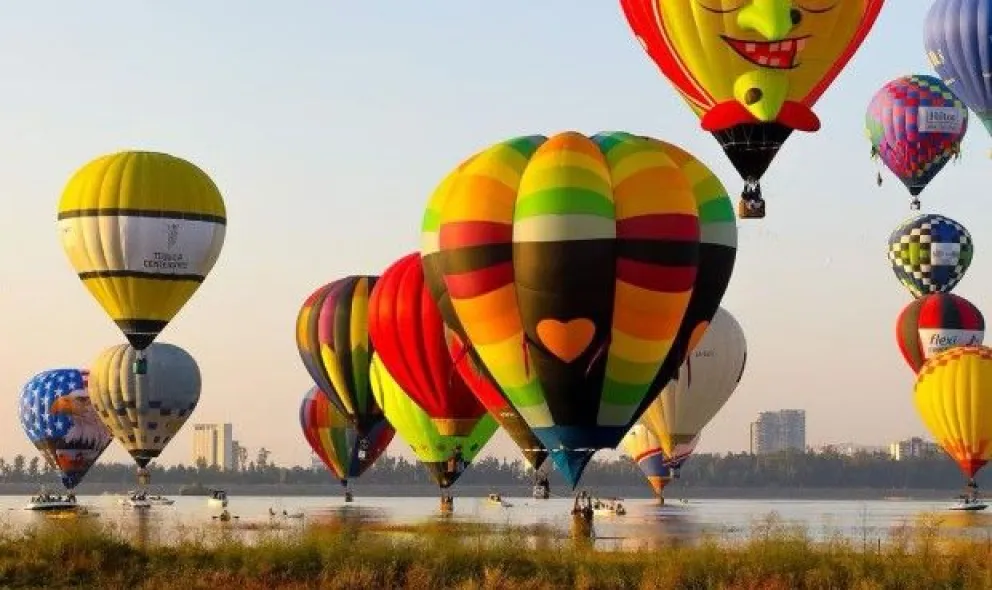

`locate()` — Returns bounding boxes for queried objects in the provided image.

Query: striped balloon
[866,75,968,205]
[925,0,992,137]
[896,293,985,372]
[421,131,727,486]
[620,424,677,497]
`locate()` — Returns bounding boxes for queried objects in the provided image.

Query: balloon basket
[137,468,150,487]
[737,198,765,219]
[132,358,148,375]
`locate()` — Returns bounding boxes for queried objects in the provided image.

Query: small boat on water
[485,493,513,508]
[24,493,78,512]
[208,489,228,508]
[146,494,174,506]
[950,496,988,511]
[592,498,626,516]
[119,492,151,509]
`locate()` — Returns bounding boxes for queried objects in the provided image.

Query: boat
[146,494,174,506]
[23,493,78,512]
[208,489,228,508]
[118,492,152,509]
[950,496,988,511]
[592,498,626,516]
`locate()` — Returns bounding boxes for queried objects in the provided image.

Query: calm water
[5,493,992,550]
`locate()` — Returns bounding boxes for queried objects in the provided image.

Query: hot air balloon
[888,213,973,298]
[915,346,992,496]
[421,131,714,487]
[925,0,992,140]
[296,276,388,440]
[896,293,984,372]
[369,353,497,501]
[619,0,885,218]
[57,151,227,374]
[620,424,676,503]
[300,386,394,497]
[368,253,488,437]
[19,369,112,490]
[641,307,746,474]
[866,75,968,209]
[88,342,200,485]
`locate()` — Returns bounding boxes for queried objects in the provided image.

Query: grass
[0,514,991,589]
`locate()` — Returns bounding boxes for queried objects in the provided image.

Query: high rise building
[888,437,940,460]
[750,410,807,454]
[192,423,234,470]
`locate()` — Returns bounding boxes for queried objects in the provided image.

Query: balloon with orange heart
[420,131,737,487]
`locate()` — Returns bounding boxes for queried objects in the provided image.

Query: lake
[5,493,992,550]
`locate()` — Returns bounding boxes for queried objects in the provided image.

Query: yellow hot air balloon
[57,151,226,372]
[914,346,992,488]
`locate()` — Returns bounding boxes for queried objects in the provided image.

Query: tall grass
[1,516,991,589]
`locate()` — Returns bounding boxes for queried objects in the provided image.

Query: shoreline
[3,482,966,501]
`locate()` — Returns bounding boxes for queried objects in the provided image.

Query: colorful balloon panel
[56,151,227,350]
[621,424,675,496]
[620,0,884,182]
[915,346,992,478]
[296,276,385,431]
[368,253,487,437]
[299,387,394,483]
[887,214,973,298]
[446,329,548,470]
[896,293,984,372]
[369,354,497,489]
[19,369,112,489]
[426,131,704,486]
[926,0,992,136]
[88,343,200,468]
[866,75,968,199]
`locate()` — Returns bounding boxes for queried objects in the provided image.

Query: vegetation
[1,516,991,588]
[2,447,982,491]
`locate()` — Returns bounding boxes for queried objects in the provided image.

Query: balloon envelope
[887,214,973,298]
[422,131,708,487]
[296,276,387,434]
[369,353,497,489]
[643,307,746,468]
[620,0,884,185]
[866,75,967,199]
[300,387,393,484]
[88,342,200,468]
[620,424,675,496]
[925,0,992,136]
[368,253,488,436]
[915,346,992,478]
[19,368,112,489]
[57,151,227,350]
[896,293,984,372]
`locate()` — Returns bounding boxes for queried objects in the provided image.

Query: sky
[0,2,986,469]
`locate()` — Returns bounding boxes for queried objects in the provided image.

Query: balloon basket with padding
[737,198,765,219]
[132,357,148,375]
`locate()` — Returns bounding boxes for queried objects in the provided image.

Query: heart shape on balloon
[536,318,596,363]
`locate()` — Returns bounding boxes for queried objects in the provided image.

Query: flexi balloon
[368,253,488,437]
[866,75,968,208]
[896,293,984,372]
[887,213,973,298]
[915,346,992,480]
[447,331,548,471]
[925,0,992,137]
[296,276,387,434]
[57,151,227,351]
[369,353,497,489]
[422,131,705,486]
[88,342,200,472]
[300,386,393,485]
[620,424,675,497]
[620,0,884,217]
[19,369,112,489]
[642,307,746,470]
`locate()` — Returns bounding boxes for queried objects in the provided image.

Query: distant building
[192,423,234,470]
[310,455,328,471]
[888,437,940,460]
[814,442,887,456]
[750,410,806,454]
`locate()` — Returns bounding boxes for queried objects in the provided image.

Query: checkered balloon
[888,213,973,298]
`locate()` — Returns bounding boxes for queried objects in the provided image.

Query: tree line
[2,448,982,489]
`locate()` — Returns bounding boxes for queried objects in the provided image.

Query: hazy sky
[0,3,984,468]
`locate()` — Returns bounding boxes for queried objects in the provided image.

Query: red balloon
[896,293,984,372]
[368,253,488,436]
